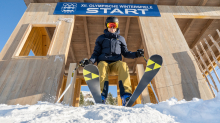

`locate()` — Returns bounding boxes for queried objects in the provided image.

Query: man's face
[108,27,117,33]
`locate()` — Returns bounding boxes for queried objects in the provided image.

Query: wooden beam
[175,0,182,5]
[129,0,133,3]
[122,17,131,61]
[69,46,77,63]
[182,19,195,36]
[131,79,136,106]
[125,0,134,41]
[55,0,60,2]
[154,0,159,4]
[198,0,209,6]
[104,17,106,29]
[30,0,38,3]
[117,80,122,106]
[124,18,130,42]
[83,17,91,58]
[122,0,133,62]
[103,0,107,29]
[182,0,209,46]
[72,79,81,107]
[190,19,214,49]
[77,2,88,50]
[63,63,78,105]
[81,79,119,85]
[80,0,91,58]
[77,74,137,79]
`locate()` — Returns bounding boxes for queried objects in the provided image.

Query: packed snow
[81,91,95,103]
[0,93,220,123]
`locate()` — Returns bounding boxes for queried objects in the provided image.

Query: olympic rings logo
[61,3,77,13]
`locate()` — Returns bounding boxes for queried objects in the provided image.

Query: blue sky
[0,1,219,98]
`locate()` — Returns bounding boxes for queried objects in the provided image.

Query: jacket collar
[104,28,120,38]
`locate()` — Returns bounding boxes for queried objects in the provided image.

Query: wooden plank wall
[138,7,214,101]
[0,3,75,105]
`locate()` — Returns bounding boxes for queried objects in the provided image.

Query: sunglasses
[107,22,118,29]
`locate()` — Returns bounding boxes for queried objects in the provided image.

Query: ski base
[126,55,163,107]
[83,64,102,104]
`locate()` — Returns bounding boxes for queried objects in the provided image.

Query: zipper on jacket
[110,39,111,54]
[115,39,117,53]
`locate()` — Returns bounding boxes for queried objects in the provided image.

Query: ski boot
[101,95,106,104]
[121,94,131,106]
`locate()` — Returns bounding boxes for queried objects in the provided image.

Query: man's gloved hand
[136,49,144,57]
[79,58,93,67]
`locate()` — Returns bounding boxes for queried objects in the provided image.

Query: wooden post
[191,50,216,97]
[117,80,122,106]
[199,42,220,84]
[131,79,135,106]
[134,78,142,104]
[195,46,219,92]
[63,63,77,105]
[57,76,67,103]
[203,38,220,69]
[72,79,81,107]
[136,64,151,104]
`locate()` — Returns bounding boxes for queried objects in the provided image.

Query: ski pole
[150,83,159,103]
[56,64,81,103]
[142,54,148,62]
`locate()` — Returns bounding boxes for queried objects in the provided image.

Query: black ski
[126,54,163,107]
[83,64,102,104]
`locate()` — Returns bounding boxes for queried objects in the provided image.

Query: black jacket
[89,29,138,64]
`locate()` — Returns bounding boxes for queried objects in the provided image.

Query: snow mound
[0,102,175,123]
[0,92,219,123]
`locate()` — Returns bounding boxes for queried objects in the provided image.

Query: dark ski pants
[97,61,132,98]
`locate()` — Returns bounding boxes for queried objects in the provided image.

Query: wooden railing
[191,29,220,97]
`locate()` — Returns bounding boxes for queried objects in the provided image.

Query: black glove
[79,58,93,67]
[136,49,144,57]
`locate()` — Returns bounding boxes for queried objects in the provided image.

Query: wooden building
[0,0,220,106]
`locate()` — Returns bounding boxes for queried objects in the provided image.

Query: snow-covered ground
[0,93,220,123]
[81,91,95,103]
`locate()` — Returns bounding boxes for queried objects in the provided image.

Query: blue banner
[54,2,160,17]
